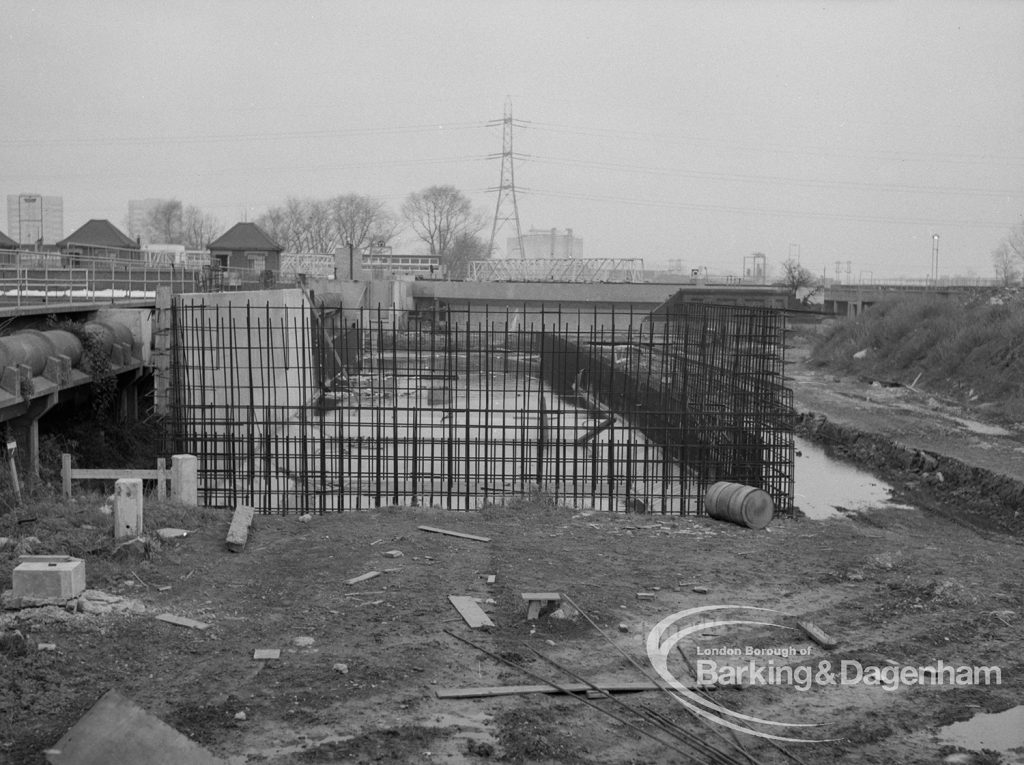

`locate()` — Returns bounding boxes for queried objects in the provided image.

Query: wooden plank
[448,595,494,629]
[435,680,684,699]
[418,525,491,543]
[45,689,223,765]
[345,571,381,586]
[71,468,162,480]
[253,649,280,660]
[61,454,72,498]
[225,505,255,553]
[798,620,838,649]
[61,455,169,499]
[154,613,210,631]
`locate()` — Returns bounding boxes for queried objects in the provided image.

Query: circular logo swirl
[645,604,838,743]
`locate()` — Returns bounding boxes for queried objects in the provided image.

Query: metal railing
[831,276,1004,290]
[468,257,645,283]
[0,249,298,305]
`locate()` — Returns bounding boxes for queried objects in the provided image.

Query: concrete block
[114,478,144,540]
[171,454,198,506]
[13,558,86,600]
[225,505,255,552]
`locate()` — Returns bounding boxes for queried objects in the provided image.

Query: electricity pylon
[487,98,526,258]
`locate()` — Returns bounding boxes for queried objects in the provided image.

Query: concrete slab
[46,689,223,765]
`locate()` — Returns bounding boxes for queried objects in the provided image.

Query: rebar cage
[170,292,794,514]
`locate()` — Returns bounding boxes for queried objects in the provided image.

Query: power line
[522,187,1013,229]
[0,155,491,181]
[524,120,1024,167]
[522,154,1023,199]
[0,121,489,147]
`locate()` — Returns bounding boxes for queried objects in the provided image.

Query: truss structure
[468,257,645,283]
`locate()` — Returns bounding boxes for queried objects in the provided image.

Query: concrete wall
[410,280,788,310]
[173,288,314,506]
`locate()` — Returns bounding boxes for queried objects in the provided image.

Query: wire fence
[170,295,794,514]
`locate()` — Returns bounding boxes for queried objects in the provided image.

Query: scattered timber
[154,613,210,631]
[798,620,838,649]
[418,526,491,543]
[448,595,494,629]
[435,680,697,699]
[345,571,381,586]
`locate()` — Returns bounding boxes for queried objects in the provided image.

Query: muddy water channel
[793,436,901,519]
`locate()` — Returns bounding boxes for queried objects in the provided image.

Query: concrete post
[114,478,143,539]
[171,454,198,506]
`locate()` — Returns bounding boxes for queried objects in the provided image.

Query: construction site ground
[3,340,1024,764]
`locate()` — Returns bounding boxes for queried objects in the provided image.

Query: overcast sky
[2,0,1022,279]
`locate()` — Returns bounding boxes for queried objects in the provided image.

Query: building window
[245,251,267,271]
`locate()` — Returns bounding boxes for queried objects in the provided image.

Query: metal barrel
[704,481,774,529]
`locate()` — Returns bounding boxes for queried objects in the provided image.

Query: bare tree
[257,198,311,252]
[283,197,310,252]
[182,206,222,249]
[991,242,1021,286]
[328,194,398,250]
[446,233,491,279]
[305,198,337,254]
[255,207,290,250]
[991,220,1024,286]
[145,200,184,244]
[775,257,821,304]
[402,186,485,266]
[256,194,400,254]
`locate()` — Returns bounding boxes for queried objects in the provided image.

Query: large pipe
[83,320,134,356]
[0,319,135,377]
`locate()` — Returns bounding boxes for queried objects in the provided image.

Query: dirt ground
[2,336,1023,765]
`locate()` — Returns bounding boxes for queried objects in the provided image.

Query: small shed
[56,220,140,261]
[207,222,282,274]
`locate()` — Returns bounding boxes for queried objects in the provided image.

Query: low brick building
[207,222,283,274]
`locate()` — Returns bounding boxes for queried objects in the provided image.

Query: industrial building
[506,227,582,259]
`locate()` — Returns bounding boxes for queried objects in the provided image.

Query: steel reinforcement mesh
[170,296,794,514]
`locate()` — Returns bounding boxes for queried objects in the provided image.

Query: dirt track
[1,351,1023,764]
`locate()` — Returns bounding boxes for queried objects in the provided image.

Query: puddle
[948,416,1013,437]
[936,705,1024,754]
[793,437,897,519]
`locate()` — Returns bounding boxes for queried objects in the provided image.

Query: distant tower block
[487,98,525,258]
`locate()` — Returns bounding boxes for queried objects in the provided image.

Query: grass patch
[809,294,1024,420]
[0,489,225,591]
